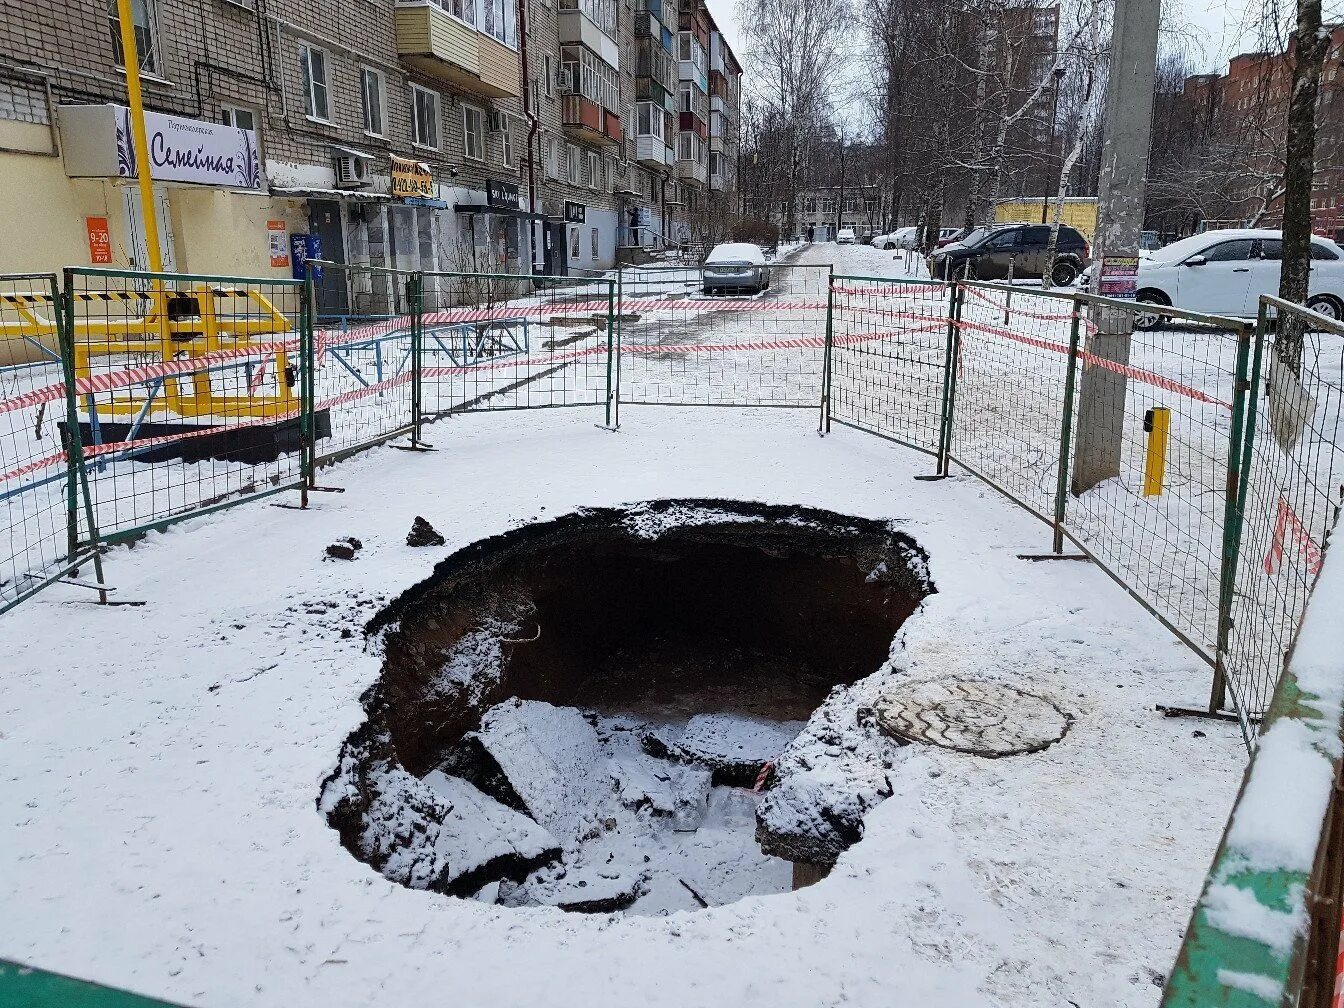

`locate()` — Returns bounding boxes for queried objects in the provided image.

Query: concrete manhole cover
[874,678,1070,757]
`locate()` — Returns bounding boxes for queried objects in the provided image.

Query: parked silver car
[701,242,772,295]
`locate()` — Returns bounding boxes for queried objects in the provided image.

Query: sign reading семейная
[55,104,261,190]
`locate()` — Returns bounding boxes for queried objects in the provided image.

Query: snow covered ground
[0,331,1246,1007]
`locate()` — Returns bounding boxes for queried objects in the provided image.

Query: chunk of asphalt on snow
[406,516,446,548]
[675,713,806,786]
[469,699,615,849]
[608,751,713,831]
[421,771,561,895]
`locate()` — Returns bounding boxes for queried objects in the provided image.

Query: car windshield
[957,227,991,248]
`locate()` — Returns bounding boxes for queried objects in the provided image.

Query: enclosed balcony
[562,94,623,148]
[676,159,708,186]
[396,1,520,99]
[710,171,726,191]
[636,135,667,166]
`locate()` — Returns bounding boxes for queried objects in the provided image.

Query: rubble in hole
[319,500,935,913]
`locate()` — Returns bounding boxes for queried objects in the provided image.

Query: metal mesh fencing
[1060,296,1250,677]
[0,274,100,612]
[825,276,950,456]
[1224,298,1344,723]
[310,262,417,466]
[949,284,1082,524]
[616,264,830,408]
[64,268,309,543]
[419,271,615,420]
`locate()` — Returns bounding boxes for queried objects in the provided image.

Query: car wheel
[883,242,896,250]
[1307,294,1342,322]
[1051,261,1078,287]
[703,287,714,297]
[1133,290,1169,331]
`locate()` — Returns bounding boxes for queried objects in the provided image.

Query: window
[569,226,580,259]
[544,135,559,179]
[1021,226,1051,247]
[1311,241,1340,260]
[499,117,515,167]
[821,198,836,214]
[582,149,597,188]
[562,47,619,111]
[803,198,816,214]
[219,106,256,132]
[678,32,692,62]
[1260,239,1282,260]
[108,0,161,76]
[463,105,485,160]
[440,0,477,27]
[636,101,663,138]
[544,54,555,97]
[679,86,692,113]
[361,68,386,137]
[299,43,331,122]
[558,0,616,39]
[591,228,599,259]
[481,0,517,47]
[566,143,581,185]
[1203,239,1255,262]
[411,85,441,149]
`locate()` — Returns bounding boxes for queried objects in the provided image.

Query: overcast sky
[702,0,1341,81]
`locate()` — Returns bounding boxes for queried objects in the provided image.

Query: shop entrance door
[308,199,349,316]
[544,221,568,276]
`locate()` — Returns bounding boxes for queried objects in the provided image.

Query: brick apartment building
[0,0,742,305]
[1156,26,1344,237]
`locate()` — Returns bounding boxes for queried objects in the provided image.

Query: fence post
[300,278,315,508]
[1210,312,1260,716]
[819,275,835,434]
[57,269,108,603]
[1052,296,1084,553]
[603,277,616,428]
[408,273,425,448]
[936,280,964,476]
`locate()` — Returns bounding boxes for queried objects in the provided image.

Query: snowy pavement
[0,385,1244,1007]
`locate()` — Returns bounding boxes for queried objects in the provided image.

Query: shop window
[569,226,580,259]
[108,0,162,77]
[362,68,387,137]
[299,42,332,122]
[463,104,486,160]
[412,85,441,150]
[220,106,256,133]
[591,227,599,260]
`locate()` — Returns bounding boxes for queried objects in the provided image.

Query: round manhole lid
[874,678,1070,757]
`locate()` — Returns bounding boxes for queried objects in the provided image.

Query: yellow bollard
[1142,406,1170,497]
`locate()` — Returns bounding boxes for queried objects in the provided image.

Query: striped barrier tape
[954,317,1233,410]
[1265,494,1324,575]
[831,283,947,297]
[961,284,1097,329]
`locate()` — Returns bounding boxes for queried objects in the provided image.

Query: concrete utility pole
[1070,0,1161,495]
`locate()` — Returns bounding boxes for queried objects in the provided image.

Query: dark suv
[928,223,1091,285]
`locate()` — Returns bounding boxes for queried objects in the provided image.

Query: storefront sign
[564,201,586,224]
[1098,255,1139,300]
[114,106,260,189]
[487,179,522,210]
[267,220,290,268]
[85,216,112,264]
[391,157,435,199]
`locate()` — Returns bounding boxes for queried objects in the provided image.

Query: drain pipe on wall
[517,0,542,273]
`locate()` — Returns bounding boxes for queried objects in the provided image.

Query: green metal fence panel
[825,275,949,456]
[307,261,418,467]
[417,271,614,416]
[615,264,830,408]
[62,267,308,542]
[0,273,104,613]
[0,959,188,1007]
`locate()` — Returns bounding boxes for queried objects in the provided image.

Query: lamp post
[1041,66,1068,224]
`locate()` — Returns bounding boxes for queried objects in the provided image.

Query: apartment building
[0,0,741,291]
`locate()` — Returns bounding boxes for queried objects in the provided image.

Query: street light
[1042,66,1068,224]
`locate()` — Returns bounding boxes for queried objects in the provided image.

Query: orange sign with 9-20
[86,217,112,264]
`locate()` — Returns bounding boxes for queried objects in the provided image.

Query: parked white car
[872,227,920,250]
[702,242,772,295]
[1121,228,1344,329]
[836,228,857,244]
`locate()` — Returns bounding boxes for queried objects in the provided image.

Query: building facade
[0,0,742,304]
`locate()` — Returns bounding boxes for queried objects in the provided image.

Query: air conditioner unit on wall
[334,155,370,189]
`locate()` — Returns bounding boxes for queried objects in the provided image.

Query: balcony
[678,111,707,140]
[636,134,667,166]
[396,3,520,99]
[710,171,726,191]
[562,94,623,148]
[676,159,708,186]
[559,9,619,69]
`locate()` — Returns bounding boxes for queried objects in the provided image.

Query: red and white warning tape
[1265,494,1324,575]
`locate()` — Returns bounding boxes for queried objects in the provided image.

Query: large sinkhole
[321,500,934,915]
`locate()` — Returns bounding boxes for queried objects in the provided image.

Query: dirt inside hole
[322,501,933,914]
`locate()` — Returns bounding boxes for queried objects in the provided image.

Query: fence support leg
[58,269,108,603]
[819,279,834,435]
[1052,299,1083,554]
[932,281,963,477]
